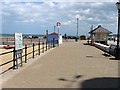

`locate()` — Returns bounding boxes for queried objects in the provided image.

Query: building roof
[48,32,58,36]
[89,25,112,34]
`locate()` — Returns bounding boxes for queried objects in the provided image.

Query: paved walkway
[2,41,119,89]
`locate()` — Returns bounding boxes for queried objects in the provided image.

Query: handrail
[0,40,59,74]
[0,50,13,55]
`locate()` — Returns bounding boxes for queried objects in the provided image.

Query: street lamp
[115,2,120,60]
[54,26,56,32]
[76,18,79,42]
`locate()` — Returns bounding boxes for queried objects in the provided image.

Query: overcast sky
[0,0,119,36]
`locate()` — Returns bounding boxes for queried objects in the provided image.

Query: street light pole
[76,18,79,42]
[54,26,56,32]
[115,2,120,60]
[46,30,48,42]
[58,27,59,35]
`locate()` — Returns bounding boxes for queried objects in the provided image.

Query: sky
[0,0,119,36]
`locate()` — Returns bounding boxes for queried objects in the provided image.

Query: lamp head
[116,2,120,10]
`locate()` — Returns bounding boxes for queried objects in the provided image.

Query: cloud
[1,2,118,35]
[63,21,72,25]
[74,14,85,20]
[1,0,119,2]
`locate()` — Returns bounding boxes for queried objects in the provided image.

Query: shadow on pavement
[102,53,111,57]
[58,75,83,88]
[80,77,120,90]
[109,57,120,61]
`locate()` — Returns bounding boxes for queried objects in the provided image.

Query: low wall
[94,43,110,53]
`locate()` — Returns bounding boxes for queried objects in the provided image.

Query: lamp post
[54,26,56,32]
[90,25,94,45]
[115,1,120,60]
[46,30,48,42]
[58,27,59,35]
[76,18,79,42]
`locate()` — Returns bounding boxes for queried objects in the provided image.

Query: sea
[0,33,14,37]
[0,33,45,37]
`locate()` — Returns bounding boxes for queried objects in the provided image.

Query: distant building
[48,32,59,44]
[80,35,86,40]
[108,34,120,41]
[89,25,112,45]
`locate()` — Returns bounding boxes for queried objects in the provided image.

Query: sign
[56,22,61,27]
[15,33,23,50]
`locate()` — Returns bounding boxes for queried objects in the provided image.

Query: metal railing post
[33,43,35,58]
[13,47,16,69]
[46,42,47,51]
[25,45,27,63]
[42,42,44,53]
[38,42,40,55]
[51,41,52,48]
[20,49,23,67]
[48,43,50,49]
[53,38,55,48]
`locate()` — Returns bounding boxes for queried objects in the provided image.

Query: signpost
[14,33,23,69]
[56,22,61,27]
[56,22,62,45]
[56,22,61,35]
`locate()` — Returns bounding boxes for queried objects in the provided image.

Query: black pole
[20,49,23,67]
[13,47,16,69]
[46,30,48,42]
[42,42,44,53]
[115,7,120,60]
[38,40,40,55]
[25,45,27,63]
[117,9,120,47]
[77,18,78,38]
[13,34,16,69]
[54,26,56,32]
[51,41,52,48]
[53,38,55,48]
[76,18,79,42]
[58,26,59,36]
[46,42,47,51]
[33,43,35,58]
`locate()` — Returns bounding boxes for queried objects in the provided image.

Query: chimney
[98,25,101,28]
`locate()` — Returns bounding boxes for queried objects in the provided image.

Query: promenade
[2,40,119,89]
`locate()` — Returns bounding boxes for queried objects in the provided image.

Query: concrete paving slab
[2,41,119,89]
